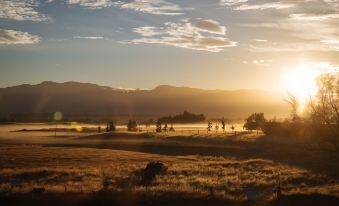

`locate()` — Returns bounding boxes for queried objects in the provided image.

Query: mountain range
[0,81,289,119]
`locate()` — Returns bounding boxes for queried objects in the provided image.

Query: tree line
[158,111,205,123]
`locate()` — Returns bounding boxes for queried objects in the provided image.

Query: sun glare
[282,62,326,113]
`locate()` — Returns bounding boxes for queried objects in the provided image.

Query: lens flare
[53,112,63,121]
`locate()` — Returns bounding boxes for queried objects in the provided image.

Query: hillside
[0,81,288,119]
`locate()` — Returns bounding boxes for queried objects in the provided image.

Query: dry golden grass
[0,126,339,205]
[0,144,338,203]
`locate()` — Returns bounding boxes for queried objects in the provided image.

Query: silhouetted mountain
[0,81,288,119]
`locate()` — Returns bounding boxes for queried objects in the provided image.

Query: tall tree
[285,92,300,122]
[221,118,226,132]
[308,74,339,151]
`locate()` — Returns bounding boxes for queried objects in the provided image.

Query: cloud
[0,0,50,21]
[254,39,268,42]
[243,59,272,67]
[294,61,339,75]
[67,0,115,9]
[290,13,339,21]
[239,1,339,51]
[220,0,295,10]
[235,2,295,11]
[252,59,272,67]
[321,39,339,51]
[67,0,189,15]
[121,18,236,52]
[188,19,226,35]
[249,41,336,52]
[289,0,339,21]
[133,27,162,37]
[116,0,190,15]
[219,0,248,6]
[73,36,105,40]
[242,20,338,40]
[0,29,40,45]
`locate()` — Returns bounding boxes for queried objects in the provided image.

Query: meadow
[0,123,339,206]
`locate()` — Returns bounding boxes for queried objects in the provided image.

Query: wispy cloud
[219,0,248,6]
[116,0,190,15]
[243,59,272,67]
[73,36,105,40]
[252,59,272,67]
[321,39,339,51]
[0,28,40,45]
[254,39,268,42]
[67,0,116,9]
[121,18,236,52]
[133,27,162,37]
[235,2,295,11]
[220,0,295,10]
[238,0,339,52]
[0,0,50,21]
[67,0,189,15]
[289,61,339,75]
[290,13,339,21]
[289,0,339,21]
[249,41,335,52]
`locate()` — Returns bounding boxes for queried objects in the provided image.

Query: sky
[0,0,338,92]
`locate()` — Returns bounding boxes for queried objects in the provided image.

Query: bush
[262,121,302,136]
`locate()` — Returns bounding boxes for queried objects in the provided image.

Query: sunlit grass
[0,145,338,203]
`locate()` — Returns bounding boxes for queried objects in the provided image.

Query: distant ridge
[0,81,288,118]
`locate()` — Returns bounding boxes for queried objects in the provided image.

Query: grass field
[0,124,339,205]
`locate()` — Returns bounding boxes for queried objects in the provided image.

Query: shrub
[262,121,303,136]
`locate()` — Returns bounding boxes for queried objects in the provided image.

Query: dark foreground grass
[0,191,238,206]
[1,191,339,206]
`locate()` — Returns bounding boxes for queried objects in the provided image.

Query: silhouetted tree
[221,118,226,132]
[244,113,266,133]
[158,111,205,123]
[231,125,235,134]
[207,121,212,132]
[109,121,116,132]
[285,92,300,122]
[163,123,168,132]
[156,120,162,133]
[106,121,116,132]
[308,74,339,152]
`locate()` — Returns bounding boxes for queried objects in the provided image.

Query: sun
[282,63,321,112]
